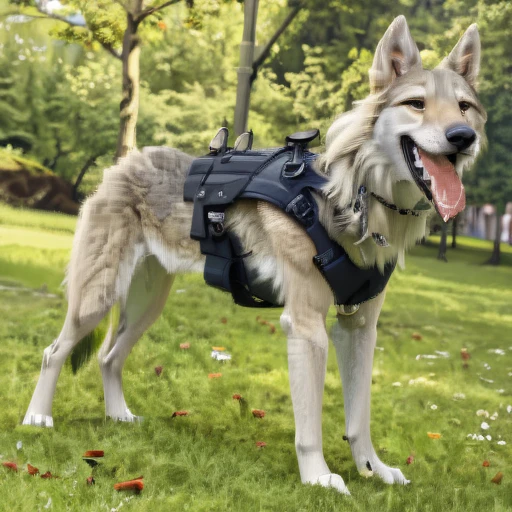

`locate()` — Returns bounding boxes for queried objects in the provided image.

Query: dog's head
[371,16,487,221]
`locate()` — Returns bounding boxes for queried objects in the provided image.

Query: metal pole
[234,0,259,136]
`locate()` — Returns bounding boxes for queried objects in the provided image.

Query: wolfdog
[23,16,486,494]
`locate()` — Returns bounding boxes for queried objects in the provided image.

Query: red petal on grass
[483,460,490,467]
[461,348,471,361]
[427,432,441,439]
[491,472,503,484]
[232,394,242,400]
[252,409,265,418]
[268,323,276,334]
[208,373,222,379]
[256,441,267,448]
[2,461,18,472]
[411,333,422,340]
[83,450,104,458]
[154,366,163,377]
[172,410,189,417]
[220,317,228,324]
[406,455,414,465]
[27,464,39,475]
[180,343,190,349]
[41,471,57,479]
[86,476,95,486]
[114,477,144,492]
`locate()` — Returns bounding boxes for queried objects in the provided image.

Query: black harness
[183,129,395,308]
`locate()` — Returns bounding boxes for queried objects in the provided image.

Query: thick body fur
[23,17,486,494]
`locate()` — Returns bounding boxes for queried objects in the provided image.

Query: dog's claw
[107,410,143,423]
[22,414,54,428]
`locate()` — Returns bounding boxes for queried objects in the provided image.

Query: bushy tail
[69,304,120,373]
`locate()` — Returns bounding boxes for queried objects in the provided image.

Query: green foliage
[0,149,52,175]
[1,0,510,211]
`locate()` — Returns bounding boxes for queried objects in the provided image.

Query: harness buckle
[208,211,225,237]
[313,248,334,269]
[286,194,315,227]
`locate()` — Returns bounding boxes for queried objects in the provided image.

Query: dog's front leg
[332,291,409,485]
[284,311,350,495]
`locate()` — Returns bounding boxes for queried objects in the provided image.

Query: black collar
[371,192,429,217]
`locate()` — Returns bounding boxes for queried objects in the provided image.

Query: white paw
[108,410,143,423]
[22,414,54,427]
[365,460,410,485]
[314,473,351,495]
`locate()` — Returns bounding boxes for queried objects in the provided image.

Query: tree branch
[250,3,302,84]
[136,0,181,23]
[35,4,85,27]
[33,5,122,59]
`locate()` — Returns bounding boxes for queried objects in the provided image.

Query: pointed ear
[438,24,480,89]
[369,16,422,93]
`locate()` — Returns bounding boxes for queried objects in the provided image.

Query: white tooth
[423,168,431,181]
[412,146,424,168]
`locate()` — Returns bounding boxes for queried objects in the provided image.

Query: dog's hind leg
[98,255,174,422]
[22,308,107,427]
[332,291,410,485]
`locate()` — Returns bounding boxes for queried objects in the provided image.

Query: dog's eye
[402,100,425,111]
[459,101,471,113]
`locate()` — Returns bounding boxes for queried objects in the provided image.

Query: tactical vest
[183,129,395,308]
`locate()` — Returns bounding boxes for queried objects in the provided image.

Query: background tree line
[0,0,510,260]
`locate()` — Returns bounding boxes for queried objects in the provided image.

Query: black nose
[445,125,476,152]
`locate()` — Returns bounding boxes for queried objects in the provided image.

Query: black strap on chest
[183,129,395,308]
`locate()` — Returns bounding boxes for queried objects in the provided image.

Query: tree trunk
[234,0,259,137]
[73,154,100,202]
[451,215,458,249]
[234,1,302,136]
[437,221,448,262]
[250,3,302,84]
[115,9,142,159]
[485,212,502,265]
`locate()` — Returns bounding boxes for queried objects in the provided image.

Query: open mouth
[401,136,465,222]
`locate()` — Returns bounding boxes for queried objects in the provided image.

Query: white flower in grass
[477,435,485,441]
[497,440,506,445]
[507,405,512,414]
[486,435,492,441]
[430,404,438,410]
[452,393,466,401]
[490,412,498,420]
[392,382,402,387]
[476,410,489,417]
[481,422,490,430]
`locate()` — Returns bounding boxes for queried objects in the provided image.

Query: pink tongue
[418,149,465,222]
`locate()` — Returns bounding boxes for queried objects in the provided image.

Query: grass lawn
[0,204,511,511]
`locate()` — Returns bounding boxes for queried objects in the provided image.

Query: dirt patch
[0,168,79,215]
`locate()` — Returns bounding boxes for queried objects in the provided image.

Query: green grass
[0,149,53,176]
[0,206,511,511]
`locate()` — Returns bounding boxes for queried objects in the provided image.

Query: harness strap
[286,191,396,306]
